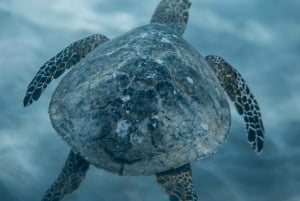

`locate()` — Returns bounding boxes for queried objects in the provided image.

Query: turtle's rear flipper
[205,55,265,154]
[41,150,90,201]
[23,34,109,107]
[156,163,198,201]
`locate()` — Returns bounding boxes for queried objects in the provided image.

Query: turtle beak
[188,2,192,8]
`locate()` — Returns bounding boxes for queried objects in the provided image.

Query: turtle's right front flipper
[23,34,109,107]
[41,150,89,201]
[205,55,264,154]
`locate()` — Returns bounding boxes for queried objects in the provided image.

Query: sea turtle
[23,0,265,200]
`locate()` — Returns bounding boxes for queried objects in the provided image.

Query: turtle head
[150,0,191,35]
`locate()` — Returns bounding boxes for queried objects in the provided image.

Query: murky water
[0,0,299,200]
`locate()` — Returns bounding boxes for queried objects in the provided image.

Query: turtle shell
[49,23,230,176]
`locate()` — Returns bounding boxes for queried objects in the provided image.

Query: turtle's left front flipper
[205,55,265,154]
[23,34,109,107]
[156,164,198,201]
[41,150,90,201]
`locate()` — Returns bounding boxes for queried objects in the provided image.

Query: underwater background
[0,0,299,200]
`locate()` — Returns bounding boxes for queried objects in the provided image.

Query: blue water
[0,0,299,200]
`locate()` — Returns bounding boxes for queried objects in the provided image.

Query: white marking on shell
[130,134,144,144]
[161,37,171,43]
[200,123,209,131]
[152,122,157,128]
[106,50,116,56]
[155,59,164,64]
[140,32,148,38]
[186,76,194,84]
[116,119,130,138]
[145,71,157,79]
[121,95,130,102]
